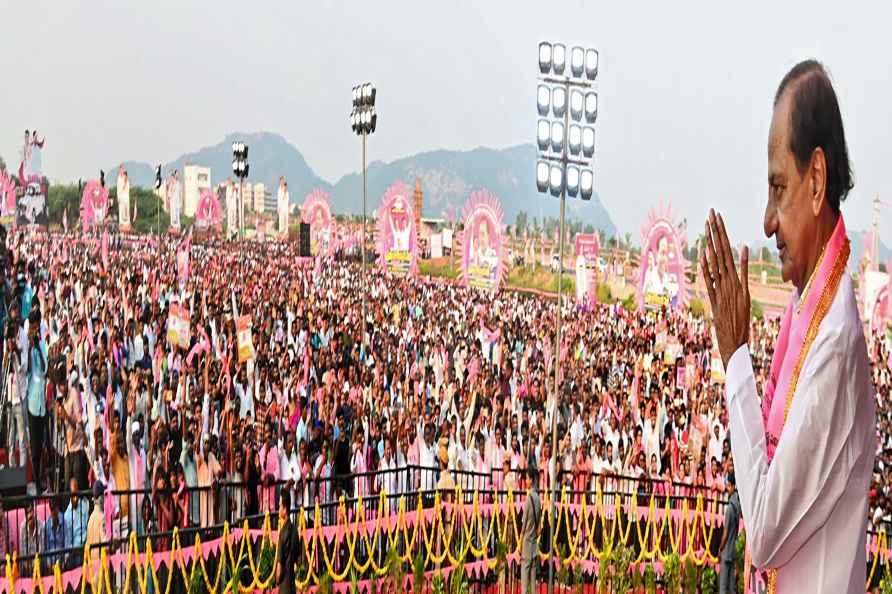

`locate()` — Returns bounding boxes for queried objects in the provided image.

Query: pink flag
[176,234,191,287]
[467,356,480,384]
[153,345,162,385]
[480,322,501,344]
[186,341,208,366]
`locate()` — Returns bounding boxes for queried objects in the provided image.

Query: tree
[46,183,172,234]
[760,246,773,263]
[515,210,528,236]
[0,155,5,173]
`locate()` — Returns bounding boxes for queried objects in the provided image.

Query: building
[253,183,266,213]
[263,191,278,214]
[183,165,212,217]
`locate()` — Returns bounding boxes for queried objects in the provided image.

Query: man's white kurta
[725,274,875,594]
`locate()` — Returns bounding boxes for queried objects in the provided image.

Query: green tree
[47,184,82,225]
[515,210,528,236]
[0,155,6,173]
[752,299,765,320]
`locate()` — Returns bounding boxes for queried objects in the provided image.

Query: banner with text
[376,180,419,276]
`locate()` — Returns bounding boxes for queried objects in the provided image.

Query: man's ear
[810,147,828,217]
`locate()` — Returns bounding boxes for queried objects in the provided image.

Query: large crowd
[0,227,889,570]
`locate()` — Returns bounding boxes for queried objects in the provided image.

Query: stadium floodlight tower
[350,82,378,354]
[231,142,250,239]
[536,40,599,594]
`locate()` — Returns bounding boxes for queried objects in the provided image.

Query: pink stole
[745,215,850,594]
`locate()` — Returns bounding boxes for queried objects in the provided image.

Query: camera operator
[4,301,27,468]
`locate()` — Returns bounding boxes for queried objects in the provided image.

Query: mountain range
[105,132,617,237]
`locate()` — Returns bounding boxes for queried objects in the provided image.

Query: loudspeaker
[299,223,311,257]
[0,466,27,500]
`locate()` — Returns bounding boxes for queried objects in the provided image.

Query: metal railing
[1,463,886,594]
[0,465,727,571]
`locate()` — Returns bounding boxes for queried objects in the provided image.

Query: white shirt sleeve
[725,342,868,569]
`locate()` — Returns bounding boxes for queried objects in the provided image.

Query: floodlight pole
[361,130,368,353]
[547,76,571,594]
[239,177,245,240]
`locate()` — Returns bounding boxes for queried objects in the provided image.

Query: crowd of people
[0,227,889,570]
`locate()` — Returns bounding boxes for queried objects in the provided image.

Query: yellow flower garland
[3,486,884,593]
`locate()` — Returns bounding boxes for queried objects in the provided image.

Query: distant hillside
[105,132,331,203]
[331,143,616,237]
[105,133,617,237]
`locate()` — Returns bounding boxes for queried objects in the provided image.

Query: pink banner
[0,171,16,229]
[80,180,109,231]
[636,201,689,310]
[376,181,419,277]
[301,189,333,257]
[461,189,505,291]
[195,188,222,231]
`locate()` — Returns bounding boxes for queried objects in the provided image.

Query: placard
[237,315,255,363]
[710,356,725,384]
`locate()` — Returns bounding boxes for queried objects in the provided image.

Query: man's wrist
[725,344,754,403]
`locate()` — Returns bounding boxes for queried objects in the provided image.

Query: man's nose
[763,199,778,239]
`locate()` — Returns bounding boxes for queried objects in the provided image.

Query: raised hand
[700,209,751,367]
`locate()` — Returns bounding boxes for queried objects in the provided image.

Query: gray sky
[2,0,890,246]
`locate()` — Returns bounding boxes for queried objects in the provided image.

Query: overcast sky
[2,1,890,245]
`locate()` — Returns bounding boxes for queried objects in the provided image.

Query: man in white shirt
[279,433,301,509]
[642,412,661,475]
[416,422,435,493]
[701,60,874,594]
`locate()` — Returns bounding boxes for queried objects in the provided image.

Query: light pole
[350,82,377,354]
[154,165,162,239]
[232,142,249,240]
[535,41,599,594]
